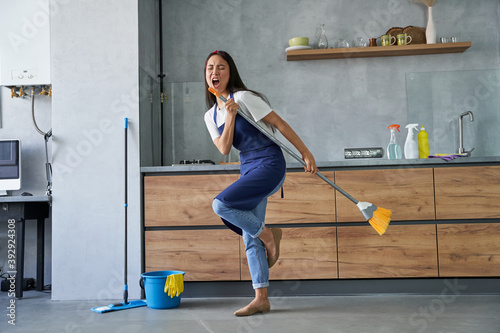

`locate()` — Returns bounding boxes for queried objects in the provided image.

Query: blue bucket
[141,270,185,309]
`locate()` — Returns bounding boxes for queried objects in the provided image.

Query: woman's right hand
[221,97,239,117]
[214,97,238,155]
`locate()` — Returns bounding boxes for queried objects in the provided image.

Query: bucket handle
[139,277,144,290]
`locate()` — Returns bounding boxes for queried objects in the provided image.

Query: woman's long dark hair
[204,50,269,108]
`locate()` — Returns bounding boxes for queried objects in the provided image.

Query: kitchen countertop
[141,156,500,174]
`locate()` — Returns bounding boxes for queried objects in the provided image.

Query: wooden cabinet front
[337,225,438,278]
[143,164,500,282]
[145,229,240,281]
[335,168,435,222]
[434,166,500,220]
[144,174,239,226]
[240,227,338,281]
[437,223,500,277]
[266,171,335,224]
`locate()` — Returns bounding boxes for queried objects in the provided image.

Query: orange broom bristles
[368,207,392,236]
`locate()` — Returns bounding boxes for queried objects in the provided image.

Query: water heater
[0,0,51,86]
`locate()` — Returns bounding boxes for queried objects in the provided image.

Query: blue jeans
[212,174,285,289]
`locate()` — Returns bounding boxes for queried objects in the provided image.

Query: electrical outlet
[344,147,384,159]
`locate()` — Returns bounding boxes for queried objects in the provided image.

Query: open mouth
[212,78,220,89]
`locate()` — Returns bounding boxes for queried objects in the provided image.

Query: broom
[209,88,391,235]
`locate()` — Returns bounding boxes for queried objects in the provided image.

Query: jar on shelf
[354,37,368,47]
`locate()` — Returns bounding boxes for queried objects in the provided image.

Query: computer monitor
[0,139,21,195]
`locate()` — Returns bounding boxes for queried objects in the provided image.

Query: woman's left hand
[302,150,318,175]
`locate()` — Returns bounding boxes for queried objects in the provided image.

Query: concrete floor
[1,291,500,333]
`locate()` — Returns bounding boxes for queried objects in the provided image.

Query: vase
[314,24,328,49]
[338,39,350,48]
[426,6,436,44]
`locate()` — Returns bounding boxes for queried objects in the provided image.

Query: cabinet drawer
[145,229,240,281]
[335,168,435,222]
[434,166,500,219]
[437,223,500,277]
[240,227,338,280]
[144,174,239,226]
[266,171,335,224]
[337,225,438,278]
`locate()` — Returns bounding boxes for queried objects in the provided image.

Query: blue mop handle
[123,117,128,304]
[217,95,359,204]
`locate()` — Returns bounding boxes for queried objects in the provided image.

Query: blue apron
[214,93,286,235]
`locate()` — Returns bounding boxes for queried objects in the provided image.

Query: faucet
[458,111,474,156]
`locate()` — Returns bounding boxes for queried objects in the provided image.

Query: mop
[91,118,147,313]
[209,88,392,235]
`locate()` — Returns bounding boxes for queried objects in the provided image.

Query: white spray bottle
[404,123,419,159]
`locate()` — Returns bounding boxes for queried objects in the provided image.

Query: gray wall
[49,0,142,301]
[161,0,500,163]
[139,0,162,167]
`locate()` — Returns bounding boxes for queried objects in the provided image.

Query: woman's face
[206,55,230,96]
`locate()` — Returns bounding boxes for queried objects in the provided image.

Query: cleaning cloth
[164,273,184,298]
[428,153,467,161]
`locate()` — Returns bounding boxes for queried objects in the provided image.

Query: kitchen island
[141,156,500,296]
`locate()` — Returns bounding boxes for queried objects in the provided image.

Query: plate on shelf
[285,45,312,52]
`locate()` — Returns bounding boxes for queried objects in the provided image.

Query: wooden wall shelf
[286,42,471,61]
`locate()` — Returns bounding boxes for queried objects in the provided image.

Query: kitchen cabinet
[437,223,500,277]
[286,42,471,61]
[434,166,500,220]
[337,225,438,278]
[143,162,500,283]
[145,229,241,281]
[144,174,239,227]
[266,171,336,224]
[240,227,338,281]
[335,168,435,222]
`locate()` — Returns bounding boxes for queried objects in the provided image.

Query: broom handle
[218,96,359,205]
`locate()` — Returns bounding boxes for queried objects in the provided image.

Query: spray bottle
[387,124,402,159]
[404,123,419,159]
[418,125,429,158]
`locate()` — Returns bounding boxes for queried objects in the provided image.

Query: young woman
[204,50,318,316]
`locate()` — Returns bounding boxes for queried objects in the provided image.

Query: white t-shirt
[204,91,276,142]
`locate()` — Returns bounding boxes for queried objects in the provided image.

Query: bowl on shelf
[288,37,309,47]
